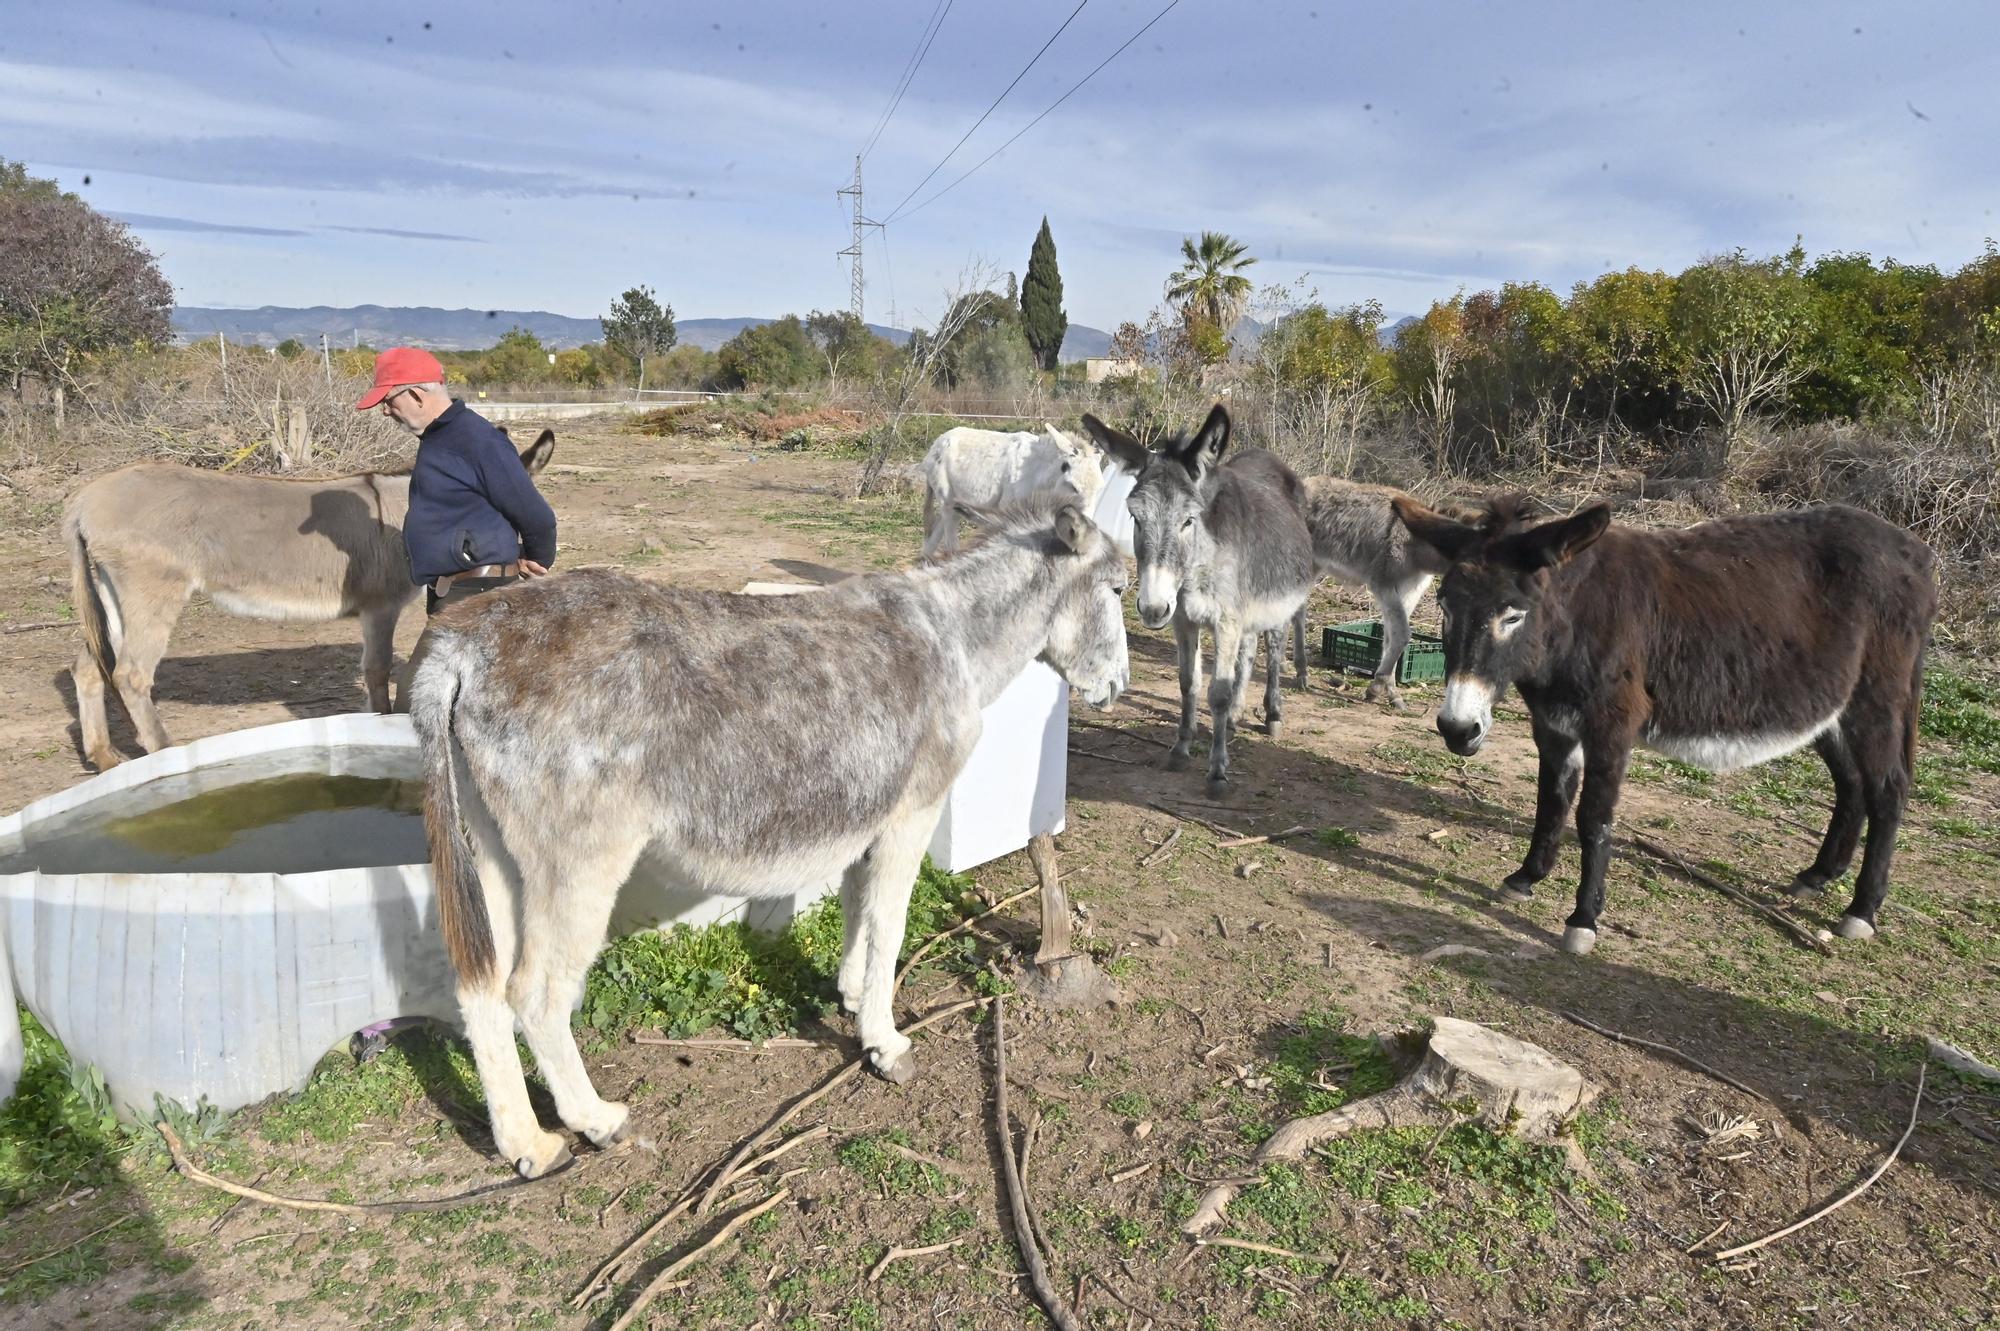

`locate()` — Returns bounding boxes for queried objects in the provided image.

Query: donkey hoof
[1498,876,1536,905]
[586,1104,631,1148]
[870,1048,918,1085]
[1560,926,1599,956]
[1205,775,1231,799]
[514,1136,572,1180]
[1835,915,1876,941]
[1262,716,1282,738]
[1785,874,1827,899]
[1165,749,1192,772]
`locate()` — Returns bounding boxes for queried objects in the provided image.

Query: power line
[884,0,1181,226]
[859,0,954,162]
[880,0,1089,223]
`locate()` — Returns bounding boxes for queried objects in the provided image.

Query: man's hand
[519,559,550,577]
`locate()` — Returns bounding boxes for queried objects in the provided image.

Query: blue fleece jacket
[403,401,558,585]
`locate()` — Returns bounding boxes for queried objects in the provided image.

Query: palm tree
[1165,231,1257,336]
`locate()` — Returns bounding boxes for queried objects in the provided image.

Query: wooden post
[1029,832,1072,970]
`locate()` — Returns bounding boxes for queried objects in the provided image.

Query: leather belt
[433,562,520,595]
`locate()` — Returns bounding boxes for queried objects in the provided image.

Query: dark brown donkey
[1391,496,1937,954]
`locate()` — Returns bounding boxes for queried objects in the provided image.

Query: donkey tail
[0,920,22,1106]
[412,656,497,987]
[1904,639,1929,782]
[64,510,115,687]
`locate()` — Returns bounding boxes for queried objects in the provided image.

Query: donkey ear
[1391,495,1483,563]
[1052,504,1091,554]
[1512,503,1610,569]
[518,428,556,475]
[1177,403,1231,478]
[1080,414,1150,472]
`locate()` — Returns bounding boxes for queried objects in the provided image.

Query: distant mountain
[1380,314,1419,347]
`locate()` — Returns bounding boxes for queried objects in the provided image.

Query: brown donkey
[63,430,554,769]
[1392,496,1937,954]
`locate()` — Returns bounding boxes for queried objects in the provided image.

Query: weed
[837,1130,949,1196]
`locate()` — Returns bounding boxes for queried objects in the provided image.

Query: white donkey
[409,502,1129,1178]
[62,430,555,769]
[920,423,1106,558]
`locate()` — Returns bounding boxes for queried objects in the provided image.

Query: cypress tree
[1021,217,1068,372]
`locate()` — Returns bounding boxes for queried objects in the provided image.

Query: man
[354,345,558,612]
[350,346,559,1062]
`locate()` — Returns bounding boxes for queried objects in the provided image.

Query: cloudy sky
[4,0,1990,331]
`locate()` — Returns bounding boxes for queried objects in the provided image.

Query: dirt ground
[1,416,1997,1331]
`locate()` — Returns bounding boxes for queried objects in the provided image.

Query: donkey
[920,423,1106,558]
[1082,405,1315,793]
[1278,477,1457,710]
[1392,495,1938,954]
[62,431,554,771]
[409,502,1128,1178]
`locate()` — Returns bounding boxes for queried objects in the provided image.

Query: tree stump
[1185,1018,1598,1234]
[1016,832,1119,1009]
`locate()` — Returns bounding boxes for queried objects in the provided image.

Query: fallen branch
[1628,837,1832,955]
[2,620,72,636]
[1137,826,1183,869]
[697,997,988,1215]
[0,1214,136,1276]
[157,1122,561,1215]
[630,1035,831,1051]
[884,1141,974,1180]
[1070,746,1144,767]
[1147,801,1249,842]
[1559,1011,1777,1107]
[1072,721,1177,752]
[572,1126,830,1306]
[1216,826,1309,849]
[1710,1063,1925,1261]
[896,890,1037,991]
[868,1238,964,1282]
[992,996,1084,1331]
[1196,1236,1347,1267]
[605,1188,792,1331]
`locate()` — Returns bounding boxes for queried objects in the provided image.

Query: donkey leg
[1205,621,1250,794]
[1834,706,1914,941]
[1364,580,1421,712]
[1790,729,1865,897]
[835,857,870,1015]
[1502,726,1583,903]
[454,803,569,1177]
[1290,604,1309,690]
[107,577,188,755]
[852,803,946,1084]
[1562,737,1632,955]
[508,831,646,1149]
[359,604,400,714]
[1261,629,1285,737]
[74,638,118,772]
[1166,616,1203,772]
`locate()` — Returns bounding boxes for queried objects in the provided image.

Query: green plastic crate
[1320,619,1447,684]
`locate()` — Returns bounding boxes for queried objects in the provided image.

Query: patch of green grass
[837,1129,949,1196]
[0,1011,127,1210]
[775,494,925,568]
[915,1206,977,1245]
[1105,1092,1152,1120]
[259,1034,479,1147]
[1265,1009,1398,1117]
[1923,663,2000,774]
[1315,826,1361,850]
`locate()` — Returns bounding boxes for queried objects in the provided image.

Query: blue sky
[4,0,1991,332]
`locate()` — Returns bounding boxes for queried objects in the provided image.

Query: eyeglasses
[381,386,419,409]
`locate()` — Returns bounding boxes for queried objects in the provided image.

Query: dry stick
[1146,801,1249,842]
[868,1239,966,1282]
[1215,825,1310,849]
[895,890,1038,991]
[1137,825,1183,869]
[570,1125,831,1307]
[1629,837,1833,956]
[157,1122,560,1215]
[697,997,989,1216]
[1710,1064,1926,1262]
[992,996,1084,1331]
[1070,746,1144,767]
[2,620,71,636]
[1559,1011,1778,1108]
[1195,1236,1347,1267]
[605,1187,792,1331]
[630,1036,830,1051]
[1685,1220,1731,1254]
[1073,721,1176,752]
[0,1214,136,1277]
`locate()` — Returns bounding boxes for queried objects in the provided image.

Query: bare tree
[856,260,1002,496]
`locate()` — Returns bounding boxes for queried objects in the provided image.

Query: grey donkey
[1082,404,1315,795]
[409,502,1130,1178]
[1275,476,1455,711]
[63,430,554,770]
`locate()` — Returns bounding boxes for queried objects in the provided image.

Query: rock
[1421,943,1494,963]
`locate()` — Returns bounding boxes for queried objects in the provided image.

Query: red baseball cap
[354,346,447,409]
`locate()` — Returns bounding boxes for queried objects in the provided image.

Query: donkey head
[1044,423,1106,514]
[958,500,1130,709]
[1391,494,1611,755]
[1080,403,1232,630]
